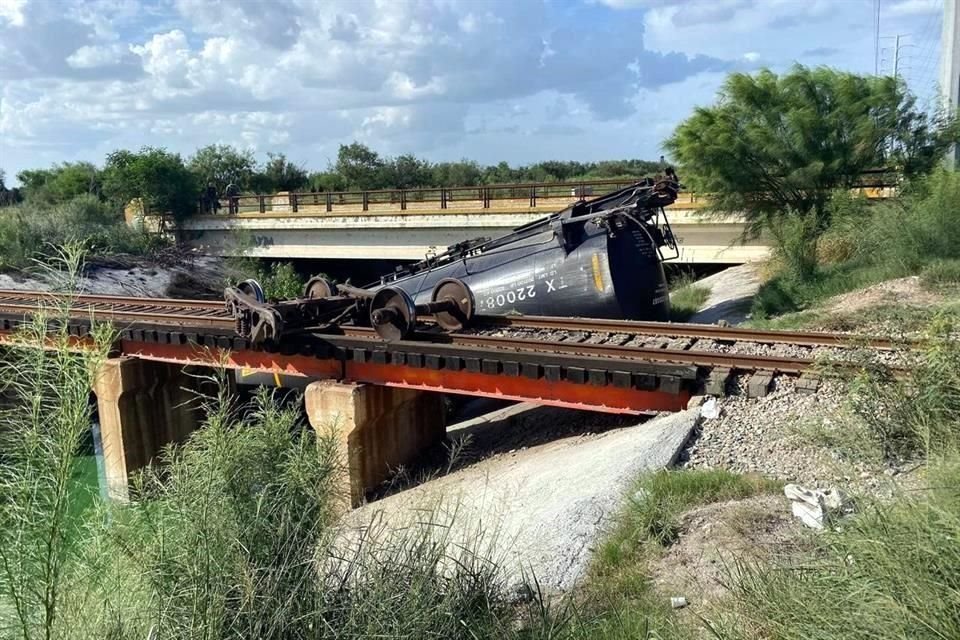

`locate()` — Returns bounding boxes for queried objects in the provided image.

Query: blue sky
[0,0,946,184]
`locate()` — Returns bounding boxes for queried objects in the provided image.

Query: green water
[66,454,102,537]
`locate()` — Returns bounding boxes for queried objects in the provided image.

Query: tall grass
[0,251,571,639]
[846,312,960,461]
[753,169,960,318]
[0,248,115,640]
[576,470,777,640]
[723,456,960,640]
[668,272,711,322]
[0,195,166,271]
[225,258,307,300]
[716,313,960,639]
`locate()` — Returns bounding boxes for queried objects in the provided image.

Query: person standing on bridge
[203,183,220,215]
[225,183,240,215]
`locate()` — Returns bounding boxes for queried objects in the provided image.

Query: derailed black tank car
[225,174,681,343]
[370,174,680,322]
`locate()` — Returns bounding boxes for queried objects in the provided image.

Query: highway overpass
[177,179,784,264]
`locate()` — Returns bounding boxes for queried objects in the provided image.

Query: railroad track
[0,290,906,385]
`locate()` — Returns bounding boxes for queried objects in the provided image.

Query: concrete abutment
[93,357,204,500]
[305,380,446,506]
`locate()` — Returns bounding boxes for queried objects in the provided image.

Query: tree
[308,171,347,192]
[432,160,482,187]
[189,145,256,194]
[335,142,386,190]
[252,153,308,193]
[15,162,102,204]
[482,161,516,185]
[102,147,198,220]
[385,154,433,189]
[665,65,959,276]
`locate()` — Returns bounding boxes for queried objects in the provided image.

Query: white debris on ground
[0,254,229,298]
[338,406,702,593]
[784,484,853,529]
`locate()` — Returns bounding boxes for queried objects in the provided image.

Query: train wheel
[303,276,334,299]
[370,287,417,341]
[238,279,265,303]
[431,278,475,331]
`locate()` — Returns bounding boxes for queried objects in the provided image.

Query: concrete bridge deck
[180,183,769,264]
[178,179,892,264]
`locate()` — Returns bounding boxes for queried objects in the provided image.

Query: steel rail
[338,327,829,374]
[0,294,234,329]
[0,290,230,312]
[465,314,900,349]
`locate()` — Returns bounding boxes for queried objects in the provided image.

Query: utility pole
[894,34,903,78]
[881,34,912,79]
[875,0,881,75]
[941,0,960,167]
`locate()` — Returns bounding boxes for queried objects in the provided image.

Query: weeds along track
[0,290,909,382]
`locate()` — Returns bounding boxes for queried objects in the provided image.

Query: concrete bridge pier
[305,380,447,507]
[91,357,446,506]
[93,357,204,500]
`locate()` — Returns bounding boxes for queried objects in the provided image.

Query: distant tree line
[0,143,662,219]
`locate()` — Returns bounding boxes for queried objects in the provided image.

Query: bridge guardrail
[198,171,897,217]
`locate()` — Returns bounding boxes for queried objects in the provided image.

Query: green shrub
[751,169,960,319]
[604,470,777,552]
[0,259,115,640]
[0,195,168,270]
[921,258,960,287]
[258,261,304,300]
[0,255,564,639]
[848,313,960,459]
[752,275,805,318]
[768,213,820,281]
[668,272,710,321]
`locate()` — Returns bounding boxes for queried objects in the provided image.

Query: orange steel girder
[120,340,689,415]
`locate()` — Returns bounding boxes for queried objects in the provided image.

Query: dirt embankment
[0,251,231,299]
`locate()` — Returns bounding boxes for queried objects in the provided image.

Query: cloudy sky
[0,0,946,183]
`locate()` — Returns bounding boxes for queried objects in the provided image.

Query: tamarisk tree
[665,65,959,275]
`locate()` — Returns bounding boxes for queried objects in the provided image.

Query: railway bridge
[0,290,898,507]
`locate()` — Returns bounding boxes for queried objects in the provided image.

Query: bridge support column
[305,380,446,507]
[94,357,202,501]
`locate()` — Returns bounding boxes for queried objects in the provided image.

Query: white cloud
[888,0,939,16]
[67,44,125,68]
[130,30,191,84]
[12,0,924,184]
[591,0,652,8]
[0,0,26,26]
[642,0,841,61]
[385,72,447,100]
[360,107,412,133]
